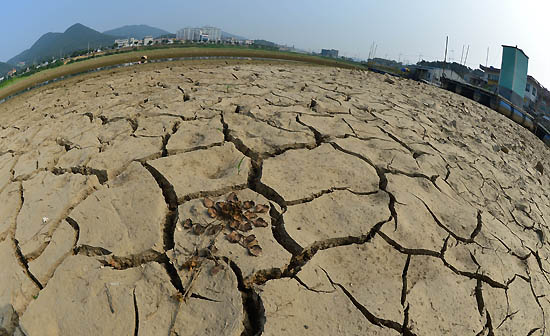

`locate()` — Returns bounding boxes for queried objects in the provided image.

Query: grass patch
[0,77,23,90]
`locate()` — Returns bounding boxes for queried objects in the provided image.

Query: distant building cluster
[176,27,222,42]
[478,66,549,116]
[408,45,550,118]
[321,49,339,58]
[472,47,549,116]
[114,36,155,48]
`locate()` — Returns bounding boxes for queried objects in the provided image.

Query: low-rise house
[115,39,129,48]
[464,69,487,87]
[536,88,550,116]
[524,75,540,110]
[321,49,339,58]
[409,65,465,85]
[480,65,500,92]
[143,36,153,46]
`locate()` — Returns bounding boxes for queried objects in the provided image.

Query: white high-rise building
[177,26,221,42]
[200,26,221,42]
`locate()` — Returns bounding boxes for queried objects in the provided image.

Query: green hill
[8,23,119,65]
[103,25,171,40]
[0,62,14,76]
[221,31,247,40]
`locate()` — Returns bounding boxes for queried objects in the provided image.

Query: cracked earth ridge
[0,60,549,335]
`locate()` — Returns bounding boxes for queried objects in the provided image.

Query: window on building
[533,87,537,96]
[526,83,531,92]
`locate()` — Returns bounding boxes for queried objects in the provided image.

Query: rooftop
[502,45,529,59]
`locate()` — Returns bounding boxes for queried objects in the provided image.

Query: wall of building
[177,27,221,42]
[499,47,529,106]
[321,49,339,58]
[525,81,538,103]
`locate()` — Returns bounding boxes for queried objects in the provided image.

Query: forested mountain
[8,23,119,65]
[0,62,14,76]
[103,25,171,39]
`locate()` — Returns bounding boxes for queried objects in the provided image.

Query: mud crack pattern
[0,60,549,335]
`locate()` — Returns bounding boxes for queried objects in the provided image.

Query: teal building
[498,46,529,106]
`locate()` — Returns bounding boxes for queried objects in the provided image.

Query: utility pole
[368,42,375,60]
[463,45,470,66]
[486,47,489,67]
[460,45,465,65]
[443,36,449,80]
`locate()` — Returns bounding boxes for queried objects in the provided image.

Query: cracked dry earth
[0,60,549,336]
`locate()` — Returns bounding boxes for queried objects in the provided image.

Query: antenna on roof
[486,47,489,67]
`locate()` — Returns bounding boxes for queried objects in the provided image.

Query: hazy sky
[2,0,549,86]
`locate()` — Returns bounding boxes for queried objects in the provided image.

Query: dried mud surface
[0,60,549,335]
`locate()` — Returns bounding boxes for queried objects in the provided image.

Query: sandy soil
[0,60,549,335]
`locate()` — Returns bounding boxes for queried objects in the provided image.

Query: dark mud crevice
[65,217,80,251]
[285,187,348,207]
[128,118,139,133]
[377,231,441,257]
[51,166,108,184]
[165,142,224,157]
[133,288,139,336]
[470,211,484,241]
[189,293,221,303]
[93,250,165,270]
[480,311,495,336]
[376,126,416,153]
[342,118,357,137]
[142,163,178,251]
[158,120,180,157]
[161,133,171,158]
[227,260,265,336]
[475,278,485,315]
[220,112,260,161]
[76,245,112,257]
[13,239,43,290]
[527,328,542,336]
[83,112,94,123]
[261,141,318,160]
[269,204,304,256]
[157,254,185,295]
[293,275,335,293]
[295,114,326,146]
[220,113,231,143]
[401,255,411,306]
